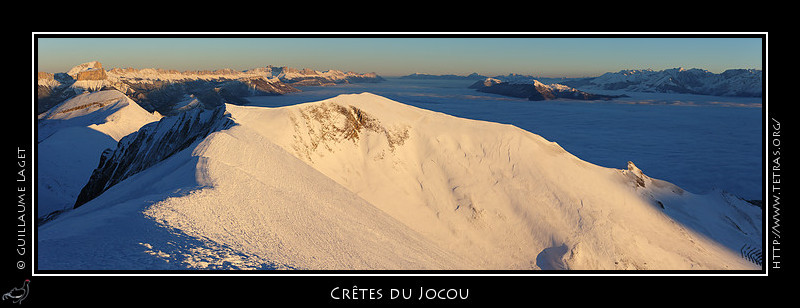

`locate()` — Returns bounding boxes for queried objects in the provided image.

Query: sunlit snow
[36,85,762,271]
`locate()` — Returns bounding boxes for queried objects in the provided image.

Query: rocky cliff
[73,105,235,209]
[75,61,108,80]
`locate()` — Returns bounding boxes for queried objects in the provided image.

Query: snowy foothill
[36,89,762,271]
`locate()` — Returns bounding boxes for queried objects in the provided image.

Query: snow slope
[38,98,472,270]
[227,93,761,270]
[38,92,761,270]
[37,90,161,218]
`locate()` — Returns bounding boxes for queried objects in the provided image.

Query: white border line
[31,32,768,277]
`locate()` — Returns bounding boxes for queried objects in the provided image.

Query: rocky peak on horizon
[66,61,103,76]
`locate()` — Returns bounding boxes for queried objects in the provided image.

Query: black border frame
[15,32,773,305]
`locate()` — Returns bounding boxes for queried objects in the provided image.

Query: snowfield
[37,92,762,271]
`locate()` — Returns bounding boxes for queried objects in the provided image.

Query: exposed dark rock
[115,78,301,115]
[73,105,235,209]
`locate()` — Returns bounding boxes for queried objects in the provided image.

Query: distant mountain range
[400,72,488,80]
[563,68,762,97]
[468,78,625,101]
[37,61,384,115]
[401,67,763,98]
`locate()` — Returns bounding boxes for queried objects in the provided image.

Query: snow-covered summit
[66,61,104,78]
[233,93,759,270]
[37,90,161,220]
[38,89,161,142]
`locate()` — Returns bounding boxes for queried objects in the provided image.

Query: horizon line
[37,60,762,79]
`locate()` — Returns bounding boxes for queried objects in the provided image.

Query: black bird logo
[2,279,29,304]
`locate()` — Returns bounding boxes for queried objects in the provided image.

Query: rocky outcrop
[286,99,410,162]
[469,80,549,99]
[76,67,108,81]
[73,105,235,209]
[67,61,104,78]
[469,78,624,101]
[117,77,301,114]
[241,77,300,95]
[65,61,108,81]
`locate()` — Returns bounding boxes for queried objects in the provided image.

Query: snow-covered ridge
[73,104,234,209]
[235,93,760,270]
[37,90,162,143]
[563,67,762,97]
[40,92,761,270]
[37,90,162,220]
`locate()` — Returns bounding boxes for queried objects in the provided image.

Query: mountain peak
[38,89,161,141]
[67,61,104,78]
[36,89,162,218]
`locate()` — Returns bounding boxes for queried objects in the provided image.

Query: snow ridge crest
[73,105,235,209]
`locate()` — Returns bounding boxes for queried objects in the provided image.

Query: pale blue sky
[35,36,763,77]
